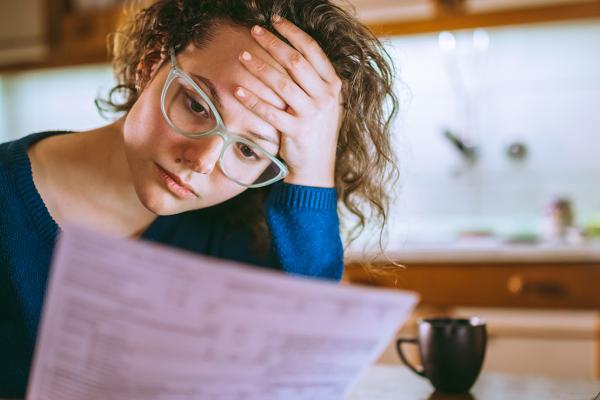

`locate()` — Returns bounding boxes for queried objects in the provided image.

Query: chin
[144,200,179,216]
[135,184,184,216]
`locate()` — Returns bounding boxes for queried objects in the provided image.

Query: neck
[61,118,158,238]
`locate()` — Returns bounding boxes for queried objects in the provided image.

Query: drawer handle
[507,275,566,298]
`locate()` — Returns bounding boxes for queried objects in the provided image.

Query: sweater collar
[12,131,72,247]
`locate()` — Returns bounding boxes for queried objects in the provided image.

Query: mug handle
[396,337,425,377]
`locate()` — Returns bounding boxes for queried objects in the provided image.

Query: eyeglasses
[160,48,288,188]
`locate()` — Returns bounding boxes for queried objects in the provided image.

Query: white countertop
[346,239,600,263]
[347,364,600,399]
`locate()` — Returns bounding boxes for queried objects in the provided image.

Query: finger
[239,50,312,115]
[269,16,340,84]
[234,86,295,135]
[242,74,287,111]
[251,24,326,99]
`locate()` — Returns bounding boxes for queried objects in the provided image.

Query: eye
[185,93,210,119]
[191,100,206,114]
[237,143,260,160]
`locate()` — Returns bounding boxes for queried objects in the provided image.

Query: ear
[135,47,168,92]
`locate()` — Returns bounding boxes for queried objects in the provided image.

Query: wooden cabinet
[349,0,438,23]
[353,0,600,35]
[344,261,600,309]
[1,0,600,71]
[0,0,123,72]
[466,0,599,13]
[0,0,48,66]
[53,6,122,65]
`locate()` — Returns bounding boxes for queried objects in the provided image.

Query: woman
[0,0,398,396]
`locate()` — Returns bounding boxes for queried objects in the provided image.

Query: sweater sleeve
[263,182,344,281]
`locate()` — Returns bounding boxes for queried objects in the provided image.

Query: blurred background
[1,0,599,382]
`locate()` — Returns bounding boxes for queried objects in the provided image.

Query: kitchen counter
[344,239,600,309]
[347,240,600,264]
[347,365,600,399]
[344,240,600,379]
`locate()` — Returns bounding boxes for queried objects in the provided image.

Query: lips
[155,163,199,199]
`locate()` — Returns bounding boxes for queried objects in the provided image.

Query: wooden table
[348,365,600,399]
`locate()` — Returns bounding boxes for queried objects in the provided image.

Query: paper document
[27,224,418,400]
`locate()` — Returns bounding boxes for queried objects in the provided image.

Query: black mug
[396,317,487,394]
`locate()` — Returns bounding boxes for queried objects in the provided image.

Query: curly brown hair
[97,0,399,255]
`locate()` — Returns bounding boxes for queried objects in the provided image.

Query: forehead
[173,23,283,146]
[178,23,284,87]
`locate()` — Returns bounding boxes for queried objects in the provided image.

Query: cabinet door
[356,0,600,35]
[466,0,599,13]
[0,0,48,65]
[344,262,600,309]
[346,0,436,23]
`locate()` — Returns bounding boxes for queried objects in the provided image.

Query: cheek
[121,94,172,211]
[198,177,247,207]
[221,182,247,201]
[123,94,169,156]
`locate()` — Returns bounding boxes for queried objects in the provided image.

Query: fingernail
[252,25,264,35]
[235,87,246,98]
[240,51,252,61]
[272,14,282,23]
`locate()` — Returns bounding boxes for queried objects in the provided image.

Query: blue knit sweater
[0,131,343,397]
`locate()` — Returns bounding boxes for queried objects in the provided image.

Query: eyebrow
[189,72,224,110]
[189,72,280,147]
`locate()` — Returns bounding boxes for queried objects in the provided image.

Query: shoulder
[0,135,27,185]
[0,131,70,205]
[0,131,69,168]
[0,136,24,167]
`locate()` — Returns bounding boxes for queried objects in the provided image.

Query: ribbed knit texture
[0,131,343,397]
[267,181,338,209]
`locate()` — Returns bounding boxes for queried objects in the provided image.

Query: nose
[180,135,223,174]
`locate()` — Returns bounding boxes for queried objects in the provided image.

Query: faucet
[443,129,478,165]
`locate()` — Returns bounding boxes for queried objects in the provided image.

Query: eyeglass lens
[163,75,282,186]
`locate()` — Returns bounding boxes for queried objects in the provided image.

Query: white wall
[381,19,600,246]
[0,63,115,142]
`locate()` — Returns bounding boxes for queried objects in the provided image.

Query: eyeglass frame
[160,47,288,189]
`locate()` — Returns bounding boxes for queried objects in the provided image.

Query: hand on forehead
[180,23,288,112]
